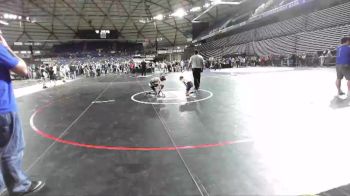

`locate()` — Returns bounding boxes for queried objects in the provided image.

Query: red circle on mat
[30,100,253,151]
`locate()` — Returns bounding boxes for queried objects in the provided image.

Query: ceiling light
[2,13,27,21]
[190,7,202,12]
[211,0,222,5]
[153,14,164,21]
[3,13,17,20]
[0,20,9,25]
[203,3,211,8]
[171,8,187,18]
[210,0,241,5]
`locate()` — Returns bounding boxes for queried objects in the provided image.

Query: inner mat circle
[131,89,213,105]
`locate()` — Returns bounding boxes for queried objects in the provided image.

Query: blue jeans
[0,112,31,194]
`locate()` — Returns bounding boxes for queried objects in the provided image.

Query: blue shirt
[0,44,19,113]
[336,45,350,66]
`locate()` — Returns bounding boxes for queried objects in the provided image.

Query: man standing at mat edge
[189,50,204,92]
[0,32,45,195]
[335,37,350,97]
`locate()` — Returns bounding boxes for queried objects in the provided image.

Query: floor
[12,79,41,89]
[6,67,350,196]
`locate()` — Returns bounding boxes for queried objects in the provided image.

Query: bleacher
[255,16,305,41]
[306,2,350,31]
[297,24,350,54]
[198,1,350,59]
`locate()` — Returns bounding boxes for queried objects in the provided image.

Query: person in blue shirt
[336,37,350,96]
[0,33,45,195]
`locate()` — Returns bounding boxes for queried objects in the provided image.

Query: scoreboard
[77,30,120,39]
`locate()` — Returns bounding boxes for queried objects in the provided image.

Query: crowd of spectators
[18,49,336,88]
[207,50,336,69]
[22,52,192,88]
[155,60,190,73]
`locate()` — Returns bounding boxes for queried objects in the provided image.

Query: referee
[189,50,204,91]
[0,33,45,195]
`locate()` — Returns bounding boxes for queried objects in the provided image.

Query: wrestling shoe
[338,91,345,96]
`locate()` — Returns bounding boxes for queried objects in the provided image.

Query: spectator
[48,65,57,86]
[320,53,325,66]
[0,33,45,195]
[236,57,240,68]
[180,60,185,72]
[335,37,350,96]
[167,63,172,73]
[40,65,48,88]
[129,61,135,74]
[141,60,147,76]
[96,63,101,77]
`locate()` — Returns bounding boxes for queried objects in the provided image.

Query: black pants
[141,68,146,76]
[192,68,202,90]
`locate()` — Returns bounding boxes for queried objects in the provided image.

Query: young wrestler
[149,75,166,96]
[179,76,194,96]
